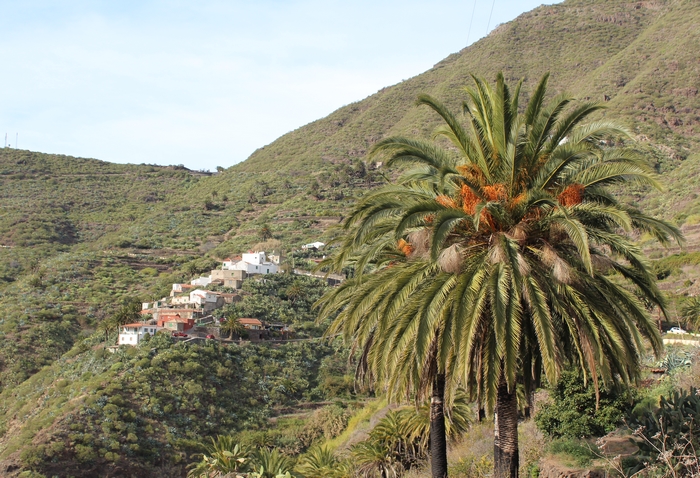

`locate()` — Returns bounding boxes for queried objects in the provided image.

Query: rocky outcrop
[538,460,604,478]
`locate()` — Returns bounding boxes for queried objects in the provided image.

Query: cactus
[627,388,700,476]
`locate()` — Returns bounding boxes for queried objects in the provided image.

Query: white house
[189,289,218,306]
[188,289,226,313]
[191,275,212,287]
[226,252,279,275]
[302,242,325,250]
[222,258,236,270]
[142,299,167,310]
[171,295,192,305]
[118,323,162,346]
[268,253,281,265]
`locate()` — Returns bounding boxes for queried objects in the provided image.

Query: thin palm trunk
[430,373,448,478]
[494,373,519,478]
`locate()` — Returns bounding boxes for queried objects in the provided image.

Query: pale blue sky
[0,1,560,170]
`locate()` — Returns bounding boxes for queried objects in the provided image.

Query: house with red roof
[158,314,195,332]
[238,318,263,330]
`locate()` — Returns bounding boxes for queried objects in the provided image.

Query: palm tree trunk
[494,374,519,478]
[430,373,448,478]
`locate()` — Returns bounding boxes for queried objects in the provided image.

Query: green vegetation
[535,370,637,439]
[627,387,700,477]
[0,335,344,477]
[218,273,330,333]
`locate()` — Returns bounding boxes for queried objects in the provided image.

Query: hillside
[1,0,700,474]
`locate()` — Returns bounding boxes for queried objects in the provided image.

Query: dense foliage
[535,370,638,438]
[218,273,330,330]
[0,335,343,477]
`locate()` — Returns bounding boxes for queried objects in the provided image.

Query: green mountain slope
[234,0,699,176]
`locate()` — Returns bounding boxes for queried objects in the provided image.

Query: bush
[449,455,493,478]
[535,369,637,438]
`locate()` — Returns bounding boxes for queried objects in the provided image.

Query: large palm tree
[318,73,682,478]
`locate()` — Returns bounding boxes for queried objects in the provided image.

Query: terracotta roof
[154,308,199,312]
[238,318,263,326]
[162,317,191,323]
[122,323,149,328]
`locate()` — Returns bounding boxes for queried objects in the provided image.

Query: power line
[466,0,478,45]
[486,0,497,35]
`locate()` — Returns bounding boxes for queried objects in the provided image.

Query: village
[115,242,345,347]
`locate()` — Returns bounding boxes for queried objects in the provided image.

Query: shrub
[449,455,494,478]
[74,444,97,463]
[535,369,637,438]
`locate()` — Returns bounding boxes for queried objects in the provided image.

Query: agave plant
[295,445,352,478]
[187,436,250,477]
[251,448,296,478]
[658,350,692,374]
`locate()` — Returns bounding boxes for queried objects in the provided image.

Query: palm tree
[318,258,459,477]
[318,73,681,478]
[100,299,143,343]
[221,314,247,339]
[680,296,700,329]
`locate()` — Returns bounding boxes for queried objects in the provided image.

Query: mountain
[2,0,700,474]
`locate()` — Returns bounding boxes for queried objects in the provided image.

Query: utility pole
[4,133,6,148]
[15,133,18,149]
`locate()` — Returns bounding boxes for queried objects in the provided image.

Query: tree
[309,180,321,199]
[221,315,247,339]
[259,224,273,241]
[100,299,143,343]
[317,73,681,478]
[680,296,700,328]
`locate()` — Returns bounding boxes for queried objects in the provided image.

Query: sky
[0,1,561,171]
